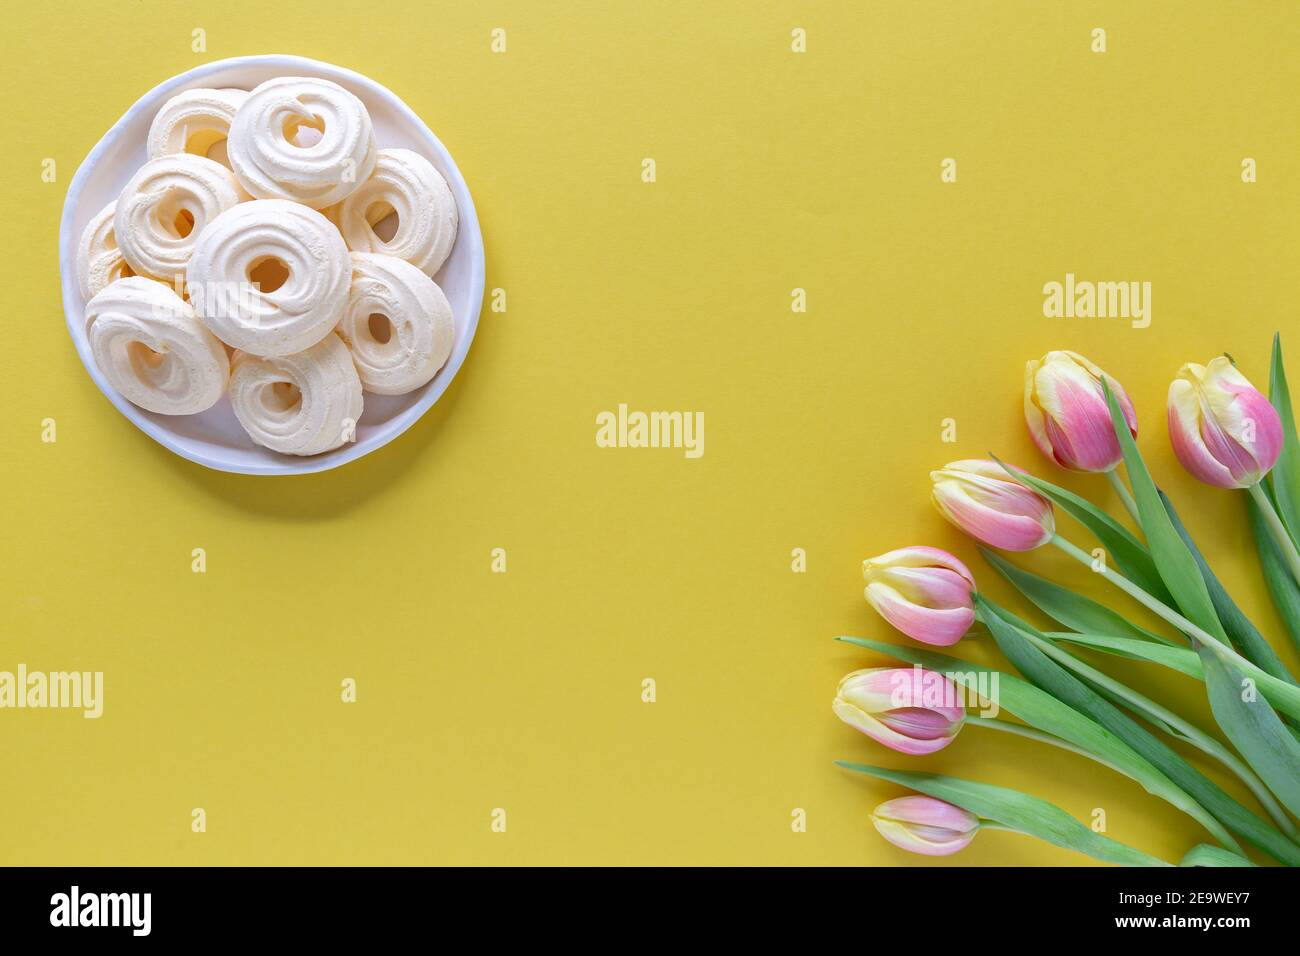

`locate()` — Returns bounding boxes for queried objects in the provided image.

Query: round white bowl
[59,54,485,476]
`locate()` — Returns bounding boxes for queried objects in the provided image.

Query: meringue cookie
[84,277,229,415]
[227,76,378,208]
[147,88,249,161]
[329,148,458,276]
[187,199,350,356]
[337,253,455,395]
[76,201,135,301]
[114,154,243,283]
[229,333,363,456]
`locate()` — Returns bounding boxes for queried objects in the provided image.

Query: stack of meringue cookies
[75,76,458,456]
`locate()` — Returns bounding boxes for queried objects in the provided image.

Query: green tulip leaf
[1047,631,1203,678]
[1268,332,1300,543]
[1178,844,1257,867]
[836,763,1170,866]
[994,460,1172,604]
[1102,381,1227,642]
[1247,483,1300,655]
[1163,490,1297,686]
[977,595,1300,865]
[981,548,1174,645]
[1197,643,1300,820]
[1045,631,1300,722]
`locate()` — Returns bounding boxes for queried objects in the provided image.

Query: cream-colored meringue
[147,88,249,161]
[114,154,243,283]
[76,201,135,301]
[227,76,377,209]
[328,148,458,276]
[229,333,363,456]
[84,277,229,415]
[187,199,350,357]
[337,253,454,395]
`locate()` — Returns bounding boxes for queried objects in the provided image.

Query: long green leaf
[1102,381,1227,641]
[996,461,1172,603]
[1179,844,1256,867]
[1268,332,1300,542]
[834,636,1219,831]
[1248,484,1300,654]
[977,595,1300,865]
[1163,491,1297,685]
[835,763,1170,866]
[1047,631,1204,678]
[1197,643,1300,819]
[981,548,1174,644]
[1047,631,1300,722]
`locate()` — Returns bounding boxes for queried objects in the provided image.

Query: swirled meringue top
[76,201,135,301]
[337,253,455,395]
[113,154,243,283]
[228,333,363,456]
[147,87,249,161]
[187,199,351,357]
[327,148,458,277]
[84,276,229,415]
[227,76,378,209]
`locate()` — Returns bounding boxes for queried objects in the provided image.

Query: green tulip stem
[1049,534,1260,677]
[967,715,1126,777]
[1247,481,1300,587]
[1013,626,1298,838]
[1104,467,1141,525]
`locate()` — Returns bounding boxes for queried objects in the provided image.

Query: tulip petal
[1168,358,1282,489]
[1168,378,1237,487]
[833,668,965,755]
[863,546,976,588]
[872,795,979,856]
[877,794,980,832]
[861,548,977,645]
[832,698,955,754]
[877,566,972,607]
[866,581,974,646]
[930,462,1055,552]
[1024,351,1136,472]
[878,706,963,740]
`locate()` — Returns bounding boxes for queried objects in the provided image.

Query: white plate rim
[57,53,486,476]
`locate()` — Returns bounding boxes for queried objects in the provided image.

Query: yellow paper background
[1,1,1298,865]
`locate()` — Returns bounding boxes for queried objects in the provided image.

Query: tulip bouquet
[834,340,1300,866]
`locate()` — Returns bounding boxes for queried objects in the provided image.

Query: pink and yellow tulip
[871,795,980,856]
[863,546,976,646]
[1167,357,1283,489]
[1024,350,1137,472]
[930,459,1055,551]
[832,667,965,755]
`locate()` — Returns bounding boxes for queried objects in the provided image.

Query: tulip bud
[1168,357,1283,489]
[930,460,1055,551]
[863,546,975,646]
[871,795,980,856]
[832,667,965,755]
[1024,350,1137,472]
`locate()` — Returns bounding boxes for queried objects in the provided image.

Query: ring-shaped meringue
[337,253,455,395]
[114,154,243,283]
[328,148,458,276]
[227,76,377,208]
[76,201,135,301]
[147,88,249,161]
[229,333,364,456]
[186,199,350,357]
[85,277,229,415]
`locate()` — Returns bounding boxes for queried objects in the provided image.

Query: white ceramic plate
[58,54,485,476]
